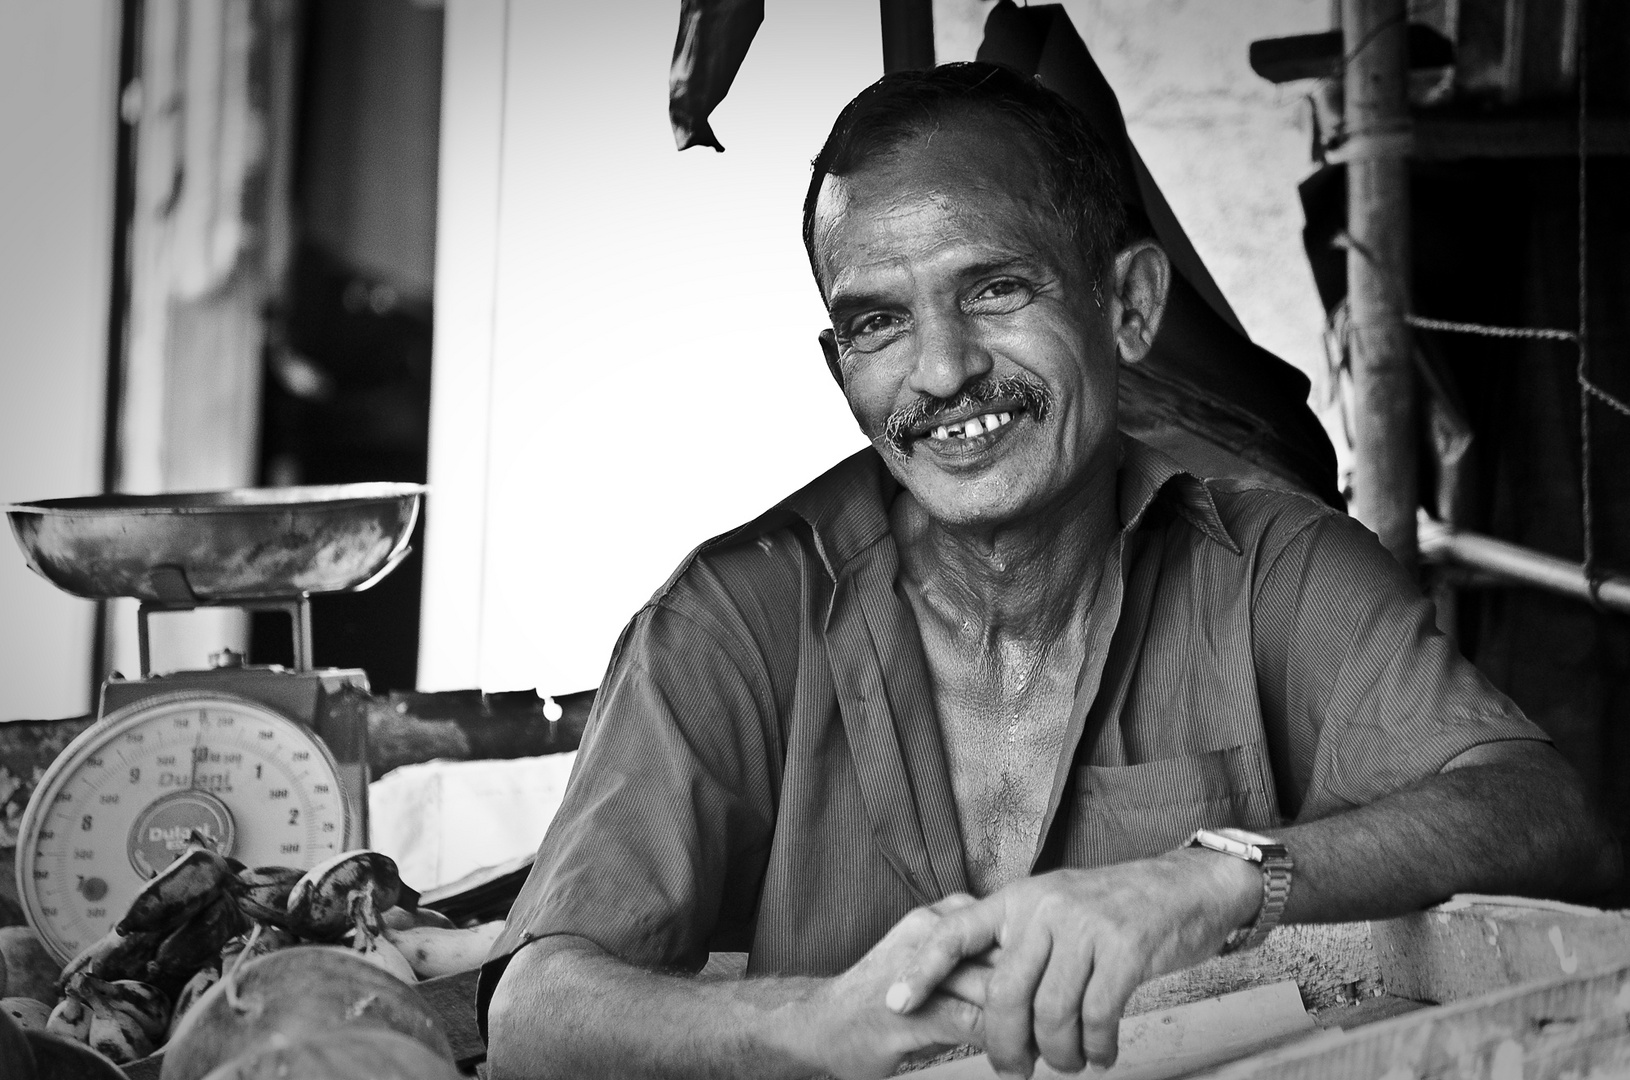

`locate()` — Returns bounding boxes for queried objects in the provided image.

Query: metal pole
[880,0,934,73]
[1342,0,1416,572]
[1419,518,1630,615]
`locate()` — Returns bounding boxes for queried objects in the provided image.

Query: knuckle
[1037,1037,1086,1075]
[1080,997,1122,1031]
[900,907,937,933]
[1032,991,1077,1031]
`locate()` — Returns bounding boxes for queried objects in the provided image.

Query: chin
[904,467,1044,530]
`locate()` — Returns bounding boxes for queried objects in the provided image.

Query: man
[484,64,1619,1080]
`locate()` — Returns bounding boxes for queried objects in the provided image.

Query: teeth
[926,411,1016,442]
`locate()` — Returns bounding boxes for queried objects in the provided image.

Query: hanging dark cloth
[669,0,764,151]
[979,1,1341,506]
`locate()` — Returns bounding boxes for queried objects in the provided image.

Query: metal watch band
[1186,828,1294,955]
[1225,844,1293,954]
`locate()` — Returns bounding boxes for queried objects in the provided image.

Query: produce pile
[2,845,501,1077]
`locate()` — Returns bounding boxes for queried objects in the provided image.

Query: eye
[837,311,910,354]
[964,278,1034,315]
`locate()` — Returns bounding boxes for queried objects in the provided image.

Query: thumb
[887,901,1003,1015]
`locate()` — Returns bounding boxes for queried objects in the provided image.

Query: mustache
[881,375,1054,456]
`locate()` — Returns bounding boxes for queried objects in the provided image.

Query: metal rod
[1419,518,1630,614]
[1342,0,1418,572]
[879,0,934,73]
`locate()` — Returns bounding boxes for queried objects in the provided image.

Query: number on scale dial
[16,691,350,963]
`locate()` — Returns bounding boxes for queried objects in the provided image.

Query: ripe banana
[2,995,52,1031]
[78,975,169,1043]
[285,850,403,941]
[348,926,418,983]
[232,865,305,926]
[381,921,505,980]
[46,987,91,1042]
[146,893,248,994]
[59,927,161,986]
[85,998,155,1063]
[167,966,218,1041]
[382,904,456,931]
[118,845,235,936]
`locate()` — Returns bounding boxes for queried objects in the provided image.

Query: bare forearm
[1279,750,1622,923]
[486,936,821,1080]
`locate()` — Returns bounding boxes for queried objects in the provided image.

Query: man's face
[812,113,1119,530]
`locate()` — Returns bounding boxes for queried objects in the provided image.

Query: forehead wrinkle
[819,190,1051,300]
[814,121,1082,300]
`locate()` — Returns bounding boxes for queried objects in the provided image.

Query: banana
[166,966,218,1040]
[230,865,304,926]
[285,850,403,941]
[146,893,248,994]
[85,998,154,1064]
[45,988,90,1043]
[382,904,456,931]
[2,996,52,1031]
[118,845,235,935]
[59,927,160,986]
[381,922,504,980]
[78,976,169,1043]
[346,923,418,983]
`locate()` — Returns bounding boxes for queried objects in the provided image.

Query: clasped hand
[809,849,1260,1080]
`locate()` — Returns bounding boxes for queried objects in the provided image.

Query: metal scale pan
[7,482,425,673]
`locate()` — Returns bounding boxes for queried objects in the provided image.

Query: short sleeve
[475,600,781,1034]
[1252,509,1548,821]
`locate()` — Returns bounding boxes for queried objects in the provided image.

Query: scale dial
[16,691,351,963]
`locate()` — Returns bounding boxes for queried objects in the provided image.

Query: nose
[906,309,992,400]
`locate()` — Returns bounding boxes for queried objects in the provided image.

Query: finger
[888,901,1005,1014]
[940,959,995,1007]
[983,924,1053,1080]
[915,991,987,1051]
[1030,934,1093,1074]
[1079,944,1142,1070]
[927,892,979,916]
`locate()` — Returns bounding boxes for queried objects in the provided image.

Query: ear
[818,329,844,386]
[1107,241,1171,366]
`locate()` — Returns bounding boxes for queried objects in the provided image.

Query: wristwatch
[1186,827,1293,954]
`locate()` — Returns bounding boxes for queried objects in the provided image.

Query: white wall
[0,2,119,720]
[423,0,1334,696]
[423,0,876,694]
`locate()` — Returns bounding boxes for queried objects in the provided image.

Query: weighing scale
[5,483,425,964]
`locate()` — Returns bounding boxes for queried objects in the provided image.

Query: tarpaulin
[669,0,764,151]
[979,1,1340,505]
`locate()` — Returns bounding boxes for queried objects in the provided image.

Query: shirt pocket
[1063,742,1280,869]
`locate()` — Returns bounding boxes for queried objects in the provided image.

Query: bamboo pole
[1418,518,1630,616]
[1342,0,1417,572]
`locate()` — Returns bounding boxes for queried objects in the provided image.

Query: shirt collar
[771,435,1239,582]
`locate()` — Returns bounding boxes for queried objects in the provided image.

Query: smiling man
[482,64,1619,1080]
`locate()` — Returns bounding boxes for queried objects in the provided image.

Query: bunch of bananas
[46,844,505,1065]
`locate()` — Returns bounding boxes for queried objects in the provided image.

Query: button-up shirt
[478,439,1542,1025]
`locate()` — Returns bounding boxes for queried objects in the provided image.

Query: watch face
[1214,827,1277,847]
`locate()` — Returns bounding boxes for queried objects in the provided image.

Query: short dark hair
[802,61,1132,292]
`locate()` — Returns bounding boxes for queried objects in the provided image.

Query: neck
[892,450,1121,651]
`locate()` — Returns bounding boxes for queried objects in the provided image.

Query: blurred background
[3,0,1628,894]
[0,0,1333,715]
